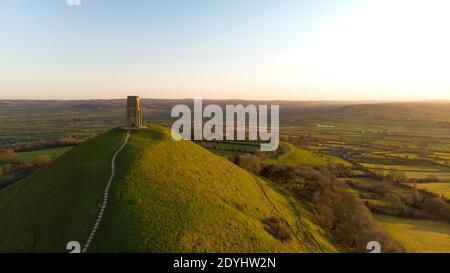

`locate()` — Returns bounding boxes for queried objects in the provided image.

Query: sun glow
[292,0,450,100]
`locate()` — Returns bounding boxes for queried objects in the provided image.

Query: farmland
[16,147,73,163]
[1,100,450,252]
[376,214,450,253]
[417,183,450,199]
[1,146,74,189]
[198,101,450,252]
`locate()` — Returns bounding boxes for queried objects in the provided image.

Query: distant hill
[72,103,114,111]
[308,103,450,123]
[7,99,450,125]
[0,126,337,252]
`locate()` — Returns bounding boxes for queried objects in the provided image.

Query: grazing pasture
[16,147,73,163]
[376,214,450,253]
[360,163,450,172]
[417,183,450,199]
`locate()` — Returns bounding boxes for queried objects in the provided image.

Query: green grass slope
[266,142,327,166]
[0,126,337,253]
[0,130,126,252]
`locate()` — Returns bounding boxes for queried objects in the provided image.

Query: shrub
[35,154,51,166]
[415,197,450,221]
[260,164,299,184]
[327,163,352,178]
[261,164,404,252]
[264,216,293,242]
[369,181,391,196]
[384,193,410,215]
[325,190,403,252]
[423,174,439,183]
[0,149,16,163]
[236,154,261,174]
[385,171,407,184]
[2,163,12,174]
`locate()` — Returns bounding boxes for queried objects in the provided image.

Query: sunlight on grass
[376,214,450,253]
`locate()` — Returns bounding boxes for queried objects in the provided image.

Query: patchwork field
[359,163,450,181]
[360,163,449,172]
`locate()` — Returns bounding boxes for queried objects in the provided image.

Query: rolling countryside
[1,100,450,252]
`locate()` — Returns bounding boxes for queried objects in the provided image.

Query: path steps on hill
[82,130,130,253]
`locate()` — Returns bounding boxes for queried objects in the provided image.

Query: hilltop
[0,125,337,252]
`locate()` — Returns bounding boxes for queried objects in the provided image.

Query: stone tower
[126,96,143,128]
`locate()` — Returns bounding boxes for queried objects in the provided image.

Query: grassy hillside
[0,126,337,253]
[0,130,125,252]
[266,142,327,166]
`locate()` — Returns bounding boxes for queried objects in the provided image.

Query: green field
[196,141,261,158]
[324,155,353,167]
[432,152,450,160]
[416,183,450,198]
[376,214,450,253]
[376,170,450,181]
[360,163,450,172]
[16,147,73,163]
[0,126,337,253]
[359,163,450,181]
[386,153,420,160]
[266,142,327,166]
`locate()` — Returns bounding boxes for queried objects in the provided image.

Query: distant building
[126,96,143,128]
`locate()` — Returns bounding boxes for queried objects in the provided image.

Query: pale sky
[1,0,450,100]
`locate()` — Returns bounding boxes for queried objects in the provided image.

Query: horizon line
[2,98,450,103]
